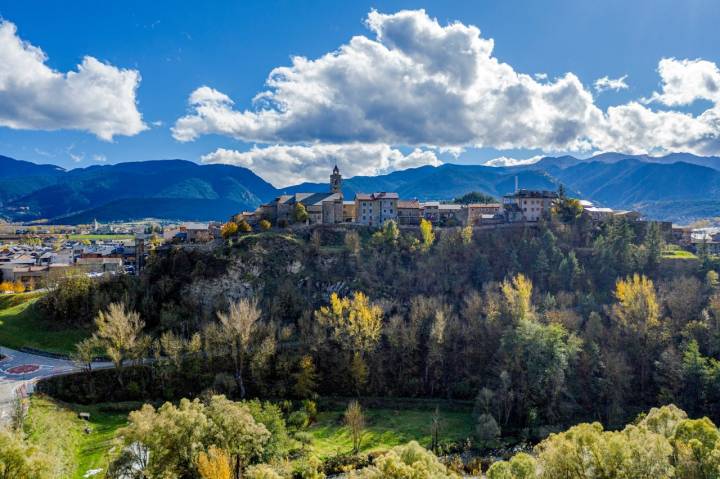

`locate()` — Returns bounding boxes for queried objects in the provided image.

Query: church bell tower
[330,165,342,193]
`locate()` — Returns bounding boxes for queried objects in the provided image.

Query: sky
[1,0,719,187]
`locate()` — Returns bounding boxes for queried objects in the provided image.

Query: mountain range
[1,152,719,224]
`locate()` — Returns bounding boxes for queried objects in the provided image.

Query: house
[397,200,421,225]
[163,223,212,243]
[672,226,693,246]
[0,263,71,284]
[584,206,615,221]
[465,203,502,225]
[343,201,357,223]
[420,202,440,222]
[260,166,344,225]
[503,190,558,222]
[355,192,399,226]
[438,204,464,225]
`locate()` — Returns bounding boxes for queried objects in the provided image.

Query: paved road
[0,347,110,425]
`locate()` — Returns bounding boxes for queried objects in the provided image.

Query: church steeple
[330,164,342,193]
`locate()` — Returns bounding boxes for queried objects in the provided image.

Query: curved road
[0,347,111,425]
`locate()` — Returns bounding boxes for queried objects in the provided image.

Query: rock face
[180,232,356,317]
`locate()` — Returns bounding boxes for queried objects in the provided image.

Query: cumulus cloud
[200,144,441,187]
[173,9,601,152]
[176,9,720,159]
[648,58,720,106]
[485,155,544,167]
[594,75,629,92]
[0,20,146,140]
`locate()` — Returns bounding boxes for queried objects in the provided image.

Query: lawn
[308,406,474,458]
[0,293,89,354]
[25,396,129,479]
[661,248,698,259]
[67,234,134,241]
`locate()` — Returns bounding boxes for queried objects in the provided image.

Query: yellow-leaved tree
[197,446,232,479]
[501,274,535,323]
[612,273,660,398]
[316,292,383,393]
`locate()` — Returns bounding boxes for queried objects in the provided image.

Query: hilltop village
[239,166,640,228]
[2,164,717,291]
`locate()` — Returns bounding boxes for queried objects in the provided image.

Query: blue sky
[1,0,719,186]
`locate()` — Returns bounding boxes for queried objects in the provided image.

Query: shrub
[288,410,310,430]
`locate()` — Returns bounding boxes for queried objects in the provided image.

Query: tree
[349,441,457,478]
[293,355,318,399]
[221,222,239,239]
[644,221,664,271]
[11,281,25,294]
[419,218,435,251]
[293,203,309,223]
[197,446,232,479]
[501,274,535,323]
[475,413,501,450]
[316,293,383,352]
[487,453,536,479]
[239,220,253,233]
[430,406,442,453]
[72,337,98,373]
[345,230,361,256]
[383,220,400,243]
[344,400,365,454]
[0,429,53,479]
[553,197,583,223]
[316,292,383,391]
[460,225,473,245]
[205,396,273,478]
[453,191,496,204]
[216,299,262,398]
[259,219,271,231]
[93,302,147,370]
[613,274,660,397]
[119,396,273,479]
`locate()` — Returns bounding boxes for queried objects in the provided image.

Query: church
[258,166,345,225]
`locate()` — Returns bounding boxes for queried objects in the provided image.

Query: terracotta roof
[468,203,501,208]
[355,192,399,201]
[398,200,420,209]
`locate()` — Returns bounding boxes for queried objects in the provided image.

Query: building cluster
[248,166,639,228]
[0,237,143,287]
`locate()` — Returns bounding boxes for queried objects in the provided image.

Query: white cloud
[534,73,548,81]
[173,9,602,152]
[485,155,544,167]
[0,20,146,140]
[92,154,107,163]
[648,58,720,106]
[175,9,720,158]
[594,75,629,92]
[200,144,441,187]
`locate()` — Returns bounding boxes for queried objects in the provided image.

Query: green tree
[0,429,53,479]
[293,203,309,223]
[344,400,365,454]
[350,441,457,478]
[93,302,147,370]
[453,191,496,204]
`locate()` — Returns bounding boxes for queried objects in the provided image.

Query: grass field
[67,234,134,241]
[308,407,474,458]
[661,248,698,259]
[0,293,89,354]
[25,396,129,479]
